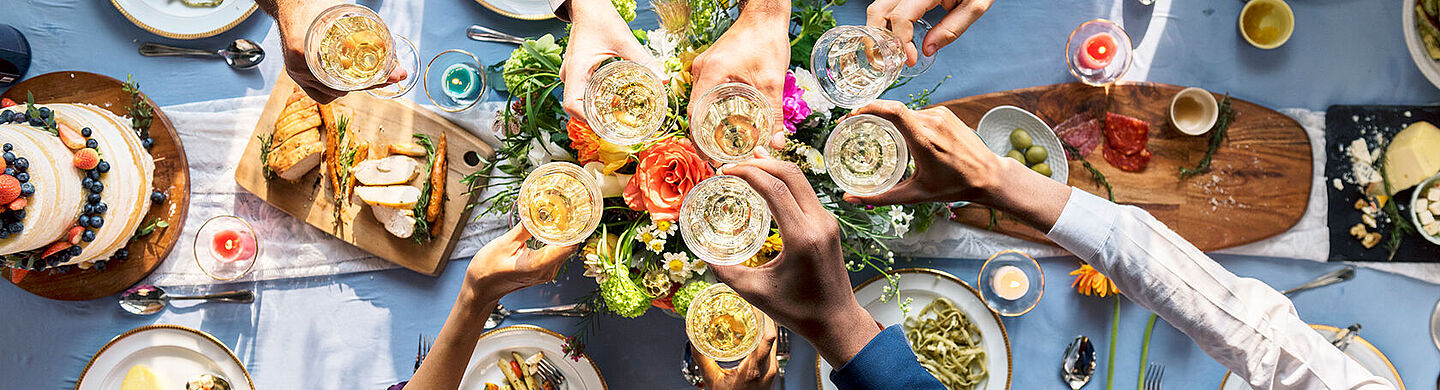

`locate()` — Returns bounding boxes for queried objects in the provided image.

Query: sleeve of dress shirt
[1046,188,1395,390]
[829,325,946,390]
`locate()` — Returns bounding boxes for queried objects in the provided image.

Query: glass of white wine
[517,162,604,246]
[824,114,909,196]
[809,21,935,109]
[679,175,771,266]
[685,283,763,366]
[304,4,420,99]
[583,60,668,145]
[690,83,772,165]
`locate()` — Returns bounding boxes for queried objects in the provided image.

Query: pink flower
[624,138,714,221]
[781,71,811,133]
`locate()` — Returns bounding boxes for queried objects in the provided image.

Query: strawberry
[8,198,25,211]
[0,175,19,204]
[58,124,86,150]
[73,148,99,170]
[9,268,27,284]
[67,226,84,245]
[41,241,71,259]
[0,98,15,108]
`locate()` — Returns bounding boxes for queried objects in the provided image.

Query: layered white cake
[0,103,155,270]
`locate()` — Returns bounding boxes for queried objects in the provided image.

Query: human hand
[464,224,580,302]
[267,0,406,103]
[688,2,791,134]
[710,154,881,367]
[865,0,994,65]
[694,317,779,390]
[560,0,661,120]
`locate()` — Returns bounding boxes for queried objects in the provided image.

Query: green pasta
[903,297,989,389]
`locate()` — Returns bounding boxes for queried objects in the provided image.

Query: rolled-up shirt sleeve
[830,325,946,390]
[1046,188,1394,390]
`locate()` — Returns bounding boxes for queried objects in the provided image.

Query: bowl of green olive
[975,105,1069,184]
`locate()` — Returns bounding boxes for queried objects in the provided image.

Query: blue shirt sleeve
[829,325,945,390]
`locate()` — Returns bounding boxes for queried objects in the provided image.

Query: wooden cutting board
[235,75,494,276]
[938,82,1312,252]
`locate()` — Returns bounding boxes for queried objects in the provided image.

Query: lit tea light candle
[442,63,479,101]
[1077,33,1116,71]
[211,228,257,264]
[991,265,1030,300]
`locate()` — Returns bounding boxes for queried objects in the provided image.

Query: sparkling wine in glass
[685,283,763,364]
[584,60,668,145]
[690,83,772,165]
[1066,19,1132,87]
[809,21,935,109]
[824,114,909,196]
[304,4,419,98]
[679,175,771,265]
[517,162,603,246]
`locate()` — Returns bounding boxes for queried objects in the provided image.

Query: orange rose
[624,138,713,220]
[567,117,633,174]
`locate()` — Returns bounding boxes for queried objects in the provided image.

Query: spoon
[1062,335,1096,390]
[138,39,265,70]
[485,303,591,329]
[466,25,524,45]
[120,284,254,315]
[1280,266,1355,296]
[186,373,231,390]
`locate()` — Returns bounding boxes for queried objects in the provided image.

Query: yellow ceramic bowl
[1239,0,1295,49]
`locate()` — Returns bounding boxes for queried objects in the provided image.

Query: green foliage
[790,0,841,66]
[502,34,563,97]
[613,0,637,22]
[670,280,712,318]
[121,75,154,139]
[1179,95,1236,179]
[411,133,438,243]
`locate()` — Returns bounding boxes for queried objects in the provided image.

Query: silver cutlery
[486,303,591,329]
[1142,363,1164,390]
[1281,266,1356,296]
[185,373,231,390]
[776,327,791,390]
[415,334,432,373]
[139,39,265,70]
[1329,323,1361,351]
[681,341,705,387]
[119,285,253,315]
[533,356,567,387]
[1061,335,1096,390]
[467,25,525,45]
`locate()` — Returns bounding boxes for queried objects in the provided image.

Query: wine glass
[690,83,772,165]
[584,60,668,145]
[304,4,420,99]
[809,21,935,109]
[824,114,909,196]
[685,283,764,368]
[516,162,604,246]
[679,175,771,266]
[423,49,486,112]
[1066,19,1132,87]
[193,215,259,281]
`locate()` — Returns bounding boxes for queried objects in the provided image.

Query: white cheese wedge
[1347,138,1374,164]
[121,364,163,390]
[351,155,421,186]
[355,185,422,208]
[1383,121,1440,191]
[371,204,417,239]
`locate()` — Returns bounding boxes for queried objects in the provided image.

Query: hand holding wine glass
[865,0,994,65]
[688,1,791,133]
[464,224,579,302]
[560,0,661,121]
[257,0,406,103]
[694,319,780,390]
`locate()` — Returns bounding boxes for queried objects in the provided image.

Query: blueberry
[81,230,95,242]
[37,107,50,118]
[85,139,97,149]
[2,143,10,152]
[0,111,11,123]
[86,170,98,180]
[91,182,103,193]
[3,152,14,163]
[95,261,107,271]
[80,127,91,137]
[15,112,28,123]
[88,193,101,204]
[0,230,10,239]
[3,168,13,177]
[83,204,95,214]
[28,117,41,127]
[15,172,26,182]
[7,222,21,233]
[19,183,32,197]
[11,210,23,220]
[115,249,128,260]
[67,246,80,256]
[94,203,106,214]
[81,177,94,189]
[90,215,103,228]
[142,138,154,149]
[96,161,110,173]
[77,215,91,227]
[13,157,27,171]
[150,191,165,203]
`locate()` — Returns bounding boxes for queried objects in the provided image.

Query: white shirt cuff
[1044,188,1120,261]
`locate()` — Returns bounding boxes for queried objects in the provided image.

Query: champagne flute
[685,283,764,368]
[679,175,771,266]
[690,83,772,165]
[584,60,668,145]
[304,4,420,99]
[517,162,603,246]
[823,114,909,196]
[809,21,935,109]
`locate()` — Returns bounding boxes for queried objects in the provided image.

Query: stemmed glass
[679,175,771,266]
[685,283,764,368]
[304,4,420,99]
[689,82,773,165]
[584,60,668,145]
[809,21,935,109]
[823,114,909,196]
[516,162,604,246]
[423,49,486,112]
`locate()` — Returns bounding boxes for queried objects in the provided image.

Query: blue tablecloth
[3,0,1440,389]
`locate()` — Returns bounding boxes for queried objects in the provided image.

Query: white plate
[1217,324,1405,390]
[475,0,555,20]
[458,325,607,390]
[975,105,1070,185]
[77,325,255,390]
[111,0,257,39]
[817,268,1012,390]
[1403,0,1440,91]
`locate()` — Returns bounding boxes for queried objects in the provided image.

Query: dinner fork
[467,25,525,45]
[534,357,567,388]
[415,334,432,373]
[776,328,792,390]
[1142,363,1164,390]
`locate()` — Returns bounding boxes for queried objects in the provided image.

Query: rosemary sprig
[257,132,275,179]
[1178,94,1235,179]
[411,133,437,243]
[1375,147,1416,260]
[121,75,154,139]
[1062,142,1115,201]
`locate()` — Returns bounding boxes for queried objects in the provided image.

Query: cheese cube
[1420,199,1432,215]
[1347,139,1374,164]
[1426,222,1440,236]
[1429,188,1440,201]
[1430,199,1440,216]
[1421,209,1437,225]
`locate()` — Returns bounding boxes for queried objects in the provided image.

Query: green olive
[1009,129,1033,150]
[1006,150,1026,164]
[1031,162,1053,177]
[1025,145,1049,165]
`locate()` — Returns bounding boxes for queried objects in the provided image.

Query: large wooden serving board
[938,82,1312,252]
[235,75,494,276]
[0,71,191,301]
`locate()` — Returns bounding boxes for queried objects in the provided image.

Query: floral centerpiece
[465,0,951,356]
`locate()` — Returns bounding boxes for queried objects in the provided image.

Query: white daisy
[652,218,678,239]
[791,67,835,118]
[888,207,914,237]
[803,145,826,174]
[663,252,704,282]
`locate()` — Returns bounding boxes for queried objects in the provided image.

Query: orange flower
[566,117,633,174]
[1070,264,1120,297]
[624,137,713,220]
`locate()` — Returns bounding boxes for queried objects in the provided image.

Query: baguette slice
[354,185,422,208]
[267,129,323,181]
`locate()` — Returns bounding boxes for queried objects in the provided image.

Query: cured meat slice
[1104,112,1150,156]
[1103,145,1151,172]
[1054,112,1102,159]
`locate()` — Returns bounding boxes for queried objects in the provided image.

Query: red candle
[1078,33,1117,70]
[212,229,256,263]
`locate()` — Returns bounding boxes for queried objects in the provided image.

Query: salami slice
[1054,112,1102,159]
[1104,112,1150,156]
[1103,145,1151,172]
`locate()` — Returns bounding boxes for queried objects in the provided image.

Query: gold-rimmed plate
[457,325,607,389]
[475,0,555,20]
[111,0,257,40]
[816,268,1012,389]
[76,324,254,390]
[1218,324,1405,390]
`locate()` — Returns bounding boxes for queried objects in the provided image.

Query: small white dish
[457,325,607,389]
[1170,87,1219,136]
[975,105,1070,184]
[77,325,254,390]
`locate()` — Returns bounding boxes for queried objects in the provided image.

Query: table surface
[3,0,1440,389]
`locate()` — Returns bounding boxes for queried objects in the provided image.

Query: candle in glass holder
[441,62,479,101]
[211,228,257,264]
[991,265,1030,300]
[1077,33,1116,70]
